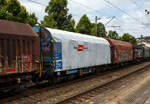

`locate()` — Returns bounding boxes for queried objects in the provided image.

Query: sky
[18,0,150,38]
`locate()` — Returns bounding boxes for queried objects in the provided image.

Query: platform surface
[90,65,150,104]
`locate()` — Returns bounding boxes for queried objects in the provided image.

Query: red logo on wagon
[77,45,84,51]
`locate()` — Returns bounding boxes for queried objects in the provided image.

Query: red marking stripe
[6,64,16,72]
[77,45,84,51]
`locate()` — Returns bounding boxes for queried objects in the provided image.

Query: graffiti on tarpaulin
[41,35,52,53]
[42,42,50,52]
[136,49,143,57]
[0,56,34,73]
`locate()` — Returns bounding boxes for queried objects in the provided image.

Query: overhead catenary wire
[69,0,103,15]
[70,0,119,18]
[23,0,103,16]
[19,0,147,37]
[26,0,46,6]
[70,0,118,24]
[105,5,149,37]
[111,1,150,36]
[24,0,114,22]
[70,0,142,36]
[20,0,114,21]
[19,0,80,17]
[115,17,143,36]
[104,0,144,25]
[19,0,145,25]
[70,0,148,37]
[105,16,140,36]
[104,16,116,26]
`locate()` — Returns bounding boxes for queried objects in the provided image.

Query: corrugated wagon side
[0,20,40,92]
[133,45,144,61]
[143,46,150,59]
[106,38,133,64]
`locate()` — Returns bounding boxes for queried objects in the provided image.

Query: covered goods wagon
[32,26,111,74]
[143,46,150,58]
[0,20,39,91]
[106,38,133,64]
[133,45,144,60]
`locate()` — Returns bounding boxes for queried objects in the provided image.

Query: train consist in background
[0,20,150,92]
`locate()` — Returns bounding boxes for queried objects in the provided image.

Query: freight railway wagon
[143,46,150,59]
[0,20,39,91]
[133,45,150,61]
[32,26,148,83]
[1,20,150,92]
[133,45,144,61]
[106,38,133,64]
[32,26,111,82]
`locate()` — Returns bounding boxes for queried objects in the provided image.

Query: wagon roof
[0,20,37,37]
[45,27,110,45]
[106,38,132,48]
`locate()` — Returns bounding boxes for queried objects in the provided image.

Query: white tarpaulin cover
[46,28,111,72]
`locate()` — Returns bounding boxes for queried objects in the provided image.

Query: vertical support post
[25,40,28,56]
[4,39,7,73]
[141,35,143,44]
[0,39,1,73]
[20,38,23,72]
[10,38,13,68]
[95,16,101,37]
[25,40,29,72]
[16,39,18,73]
[95,16,98,37]
[29,40,32,71]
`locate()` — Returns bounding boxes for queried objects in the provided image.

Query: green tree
[121,33,137,44]
[0,0,37,26]
[139,43,145,46]
[107,30,120,40]
[41,0,75,32]
[26,13,38,26]
[90,23,95,36]
[91,22,106,37]
[76,14,91,35]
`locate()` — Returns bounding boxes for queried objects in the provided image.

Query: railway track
[58,64,150,104]
[0,65,122,103]
[0,62,150,104]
